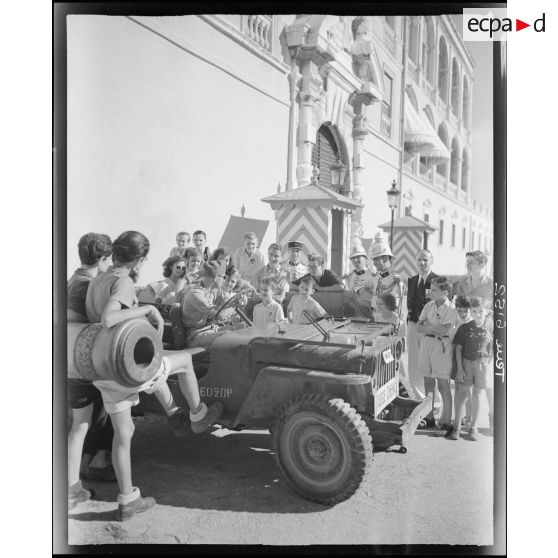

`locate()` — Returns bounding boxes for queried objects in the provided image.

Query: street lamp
[386,179,401,249]
[330,155,347,192]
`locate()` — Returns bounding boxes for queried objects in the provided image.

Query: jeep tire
[272,394,373,505]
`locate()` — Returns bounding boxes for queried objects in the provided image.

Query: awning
[404,96,451,164]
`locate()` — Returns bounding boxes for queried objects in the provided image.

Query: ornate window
[436,124,449,177]
[381,72,394,137]
[438,36,449,102]
[451,58,460,116]
[450,137,460,186]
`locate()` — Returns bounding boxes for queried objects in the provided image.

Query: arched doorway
[311,123,350,273]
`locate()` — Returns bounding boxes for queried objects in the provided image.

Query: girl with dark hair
[210,247,231,269]
[146,255,187,304]
[84,231,223,521]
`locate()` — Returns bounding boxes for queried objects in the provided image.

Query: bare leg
[152,382,179,416]
[452,383,471,429]
[165,351,201,411]
[470,387,483,430]
[110,409,136,496]
[485,386,494,416]
[68,404,94,487]
[437,378,452,425]
[424,377,436,419]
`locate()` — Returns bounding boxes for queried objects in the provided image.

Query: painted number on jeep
[382,348,394,363]
[374,377,398,414]
[200,386,233,398]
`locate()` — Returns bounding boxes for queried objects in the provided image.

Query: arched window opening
[462,77,470,128]
[450,137,460,185]
[451,58,460,116]
[311,124,349,192]
[436,124,449,177]
[438,36,449,102]
[461,149,469,191]
[408,17,420,64]
[425,18,436,84]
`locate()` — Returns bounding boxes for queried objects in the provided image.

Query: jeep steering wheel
[214,291,246,322]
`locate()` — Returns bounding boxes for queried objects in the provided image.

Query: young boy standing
[192,230,212,262]
[449,297,493,441]
[417,276,458,431]
[253,243,290,304]
[253,282,285,328]
[287,276,327,324]
[169,231,191,258]
[232,232,266,286]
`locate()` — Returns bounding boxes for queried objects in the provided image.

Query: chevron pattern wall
[391,229,422,281]
[276,205,330,261]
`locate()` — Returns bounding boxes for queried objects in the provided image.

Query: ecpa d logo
[463,8,546,41]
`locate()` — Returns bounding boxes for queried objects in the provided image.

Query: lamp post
[387,179,401,249]
[329,155,347,193]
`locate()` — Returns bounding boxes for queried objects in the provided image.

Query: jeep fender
[232,366,371,428]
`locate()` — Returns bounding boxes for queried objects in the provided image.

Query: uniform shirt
[253,264,290,302]
[293,269,343,288]
[182,284,217,328]
[452,320,493,361]
[287,295,327,324]
[233,248,266,286]
[281,260,308,283]
[454,274,493,306]
[68,268,94,317]
[418,298,458,331]
[344,269,375,304]
[371,269,403,310]
[85,266,138,323]
[253,299,284,327]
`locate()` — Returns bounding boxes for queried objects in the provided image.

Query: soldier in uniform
[281,240,308,283]
[368,234,403,316]
[342,247,376,319]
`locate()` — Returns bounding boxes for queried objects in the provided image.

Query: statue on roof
[350,17,378,85]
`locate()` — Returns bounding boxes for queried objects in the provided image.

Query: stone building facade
[67,14,492,281]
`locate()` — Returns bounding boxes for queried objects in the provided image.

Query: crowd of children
[68,228,494,519]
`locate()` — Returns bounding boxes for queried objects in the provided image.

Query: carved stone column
[348,91,373,251]
[296,60,324,186]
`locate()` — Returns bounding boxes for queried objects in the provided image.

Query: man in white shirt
[232,232,266,286]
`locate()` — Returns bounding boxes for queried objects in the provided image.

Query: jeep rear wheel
[272,394,373,505]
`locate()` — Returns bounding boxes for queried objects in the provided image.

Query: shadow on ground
[77,413,330,516]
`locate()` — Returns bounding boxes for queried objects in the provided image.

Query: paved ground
[68,390,493,546]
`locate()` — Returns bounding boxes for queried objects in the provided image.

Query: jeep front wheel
[272,394,373,505]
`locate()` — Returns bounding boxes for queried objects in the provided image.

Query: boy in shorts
[287,276,327,324]
[417,276,458,431]
[449,297,493,441]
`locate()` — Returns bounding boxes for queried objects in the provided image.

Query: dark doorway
[330,209,344,274]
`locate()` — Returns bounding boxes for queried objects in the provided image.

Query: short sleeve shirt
[287,295,327,324]
[169,246,188,258]
[233,248,266,285]
[253,264,290,299]
[418,299,458,329]
[85,267,138,323]
[68,268,94,317]
[253,300,285,327]
[293,269,343,288]
[452,320,492,360]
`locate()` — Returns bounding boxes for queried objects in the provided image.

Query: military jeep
[154,294,431,505]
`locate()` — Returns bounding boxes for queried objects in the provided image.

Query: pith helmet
[369,233,394,259]
[349,247,368,260]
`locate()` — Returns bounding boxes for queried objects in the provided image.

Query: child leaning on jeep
[287,276,327,324]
